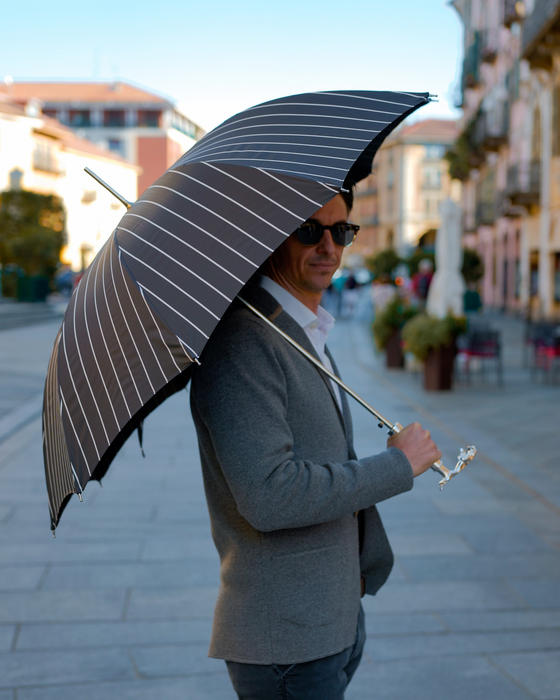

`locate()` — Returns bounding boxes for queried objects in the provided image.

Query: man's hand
[387,422,442,478]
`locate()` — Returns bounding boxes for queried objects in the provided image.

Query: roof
[387,118,459,144]
[0,81,171,106]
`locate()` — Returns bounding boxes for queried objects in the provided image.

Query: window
[137,110,161,127]
[69,110,91,127]
[104,110,125,127]
[425,144,445,160]
[43,109,57,120]
[33,141,59,173]
[108,139,124,156]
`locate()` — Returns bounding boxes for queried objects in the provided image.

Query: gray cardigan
[190,284,413,665]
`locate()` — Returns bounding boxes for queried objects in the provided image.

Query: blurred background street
[0,314,559,699]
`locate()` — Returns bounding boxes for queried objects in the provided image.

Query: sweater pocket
[270,544,353,628]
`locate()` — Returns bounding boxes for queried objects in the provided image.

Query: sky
[2,0,464,132]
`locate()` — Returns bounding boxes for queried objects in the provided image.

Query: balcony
[503,0,526,27]
[473,107,509,152]
[495,190,526,217]
[522,0,560,69]
[506,161,541,205]
[463,33,481,87]
[475,201,496,227]
[480,29,499,63]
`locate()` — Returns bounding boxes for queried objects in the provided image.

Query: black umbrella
[43,90,432,532]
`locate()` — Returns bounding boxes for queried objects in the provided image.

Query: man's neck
[265,270,322,314]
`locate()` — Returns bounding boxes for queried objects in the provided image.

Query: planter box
[385,329,405,368]
[424,344,456,391]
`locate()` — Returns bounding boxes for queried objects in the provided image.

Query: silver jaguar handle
[388,422,476,490]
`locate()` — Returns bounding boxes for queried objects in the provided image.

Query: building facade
[451,0,560,319]
[0,94,138,271]
[0,81,204,195]
[353,119,460,257]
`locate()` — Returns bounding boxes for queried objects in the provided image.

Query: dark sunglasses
[294,219,360,248]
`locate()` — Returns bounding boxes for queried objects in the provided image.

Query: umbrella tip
[52,529,56,538]
[78,493,83,502]
[428,94,439,102]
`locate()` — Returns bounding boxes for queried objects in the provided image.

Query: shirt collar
[259,275,336,336]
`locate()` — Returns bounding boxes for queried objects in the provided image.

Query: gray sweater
[190,284,413,664]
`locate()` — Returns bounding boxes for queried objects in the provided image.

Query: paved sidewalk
[0,317,559,699]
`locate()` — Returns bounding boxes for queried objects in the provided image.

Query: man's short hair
[340,188,354,214]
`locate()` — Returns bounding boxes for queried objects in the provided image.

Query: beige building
[355,119,460,256]
[0,81,204,195]
[0,94,139,271]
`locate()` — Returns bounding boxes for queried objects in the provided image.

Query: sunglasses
[294,219,360,248]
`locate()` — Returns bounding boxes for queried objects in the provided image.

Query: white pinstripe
[109,248,156,395]
[150,185,274,252]
[93,248,132,419]
[117,250,169,383]
[58,359,94,475]
[121,213,244,284]
[138,286,186,371]
[137,281,209,341]
[117,226,232,300]
[137,201,259,268]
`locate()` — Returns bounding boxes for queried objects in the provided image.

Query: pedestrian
[370,273,397,316]
[411,258,434,305]
[190,192,442,700]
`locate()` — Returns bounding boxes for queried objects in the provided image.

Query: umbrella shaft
[236,296,394,430]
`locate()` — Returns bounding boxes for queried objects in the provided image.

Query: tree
[0,190,66,277]
[461,247,484,285]
[365,249,401,279]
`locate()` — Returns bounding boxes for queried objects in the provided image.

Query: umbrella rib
[136,201,259,268]
[72,279,111,446]
[117,225,231,301]
[186,147,355,165]
[184,123,382,153]
[169,170,293,235]
[82,266,121,431]
[322,91,426,107]
[256,169,338,203]
[122,213,244,284]
[137,286,186,371]
[193,139,367,159]
[204,163,315,216]
[136,281,209,341]
[119,245,221,322]
[109,250,156,395]
[93,252,132,419]
[199,156,348,173]
[101,249,143,407]
[61,321,101,464]
[59,377,93,477]
[149,185,274,252]
[117,250,169,384]
[244,101,403,116]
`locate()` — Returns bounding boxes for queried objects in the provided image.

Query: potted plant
[372,296,418,368]
[401,313,467,390]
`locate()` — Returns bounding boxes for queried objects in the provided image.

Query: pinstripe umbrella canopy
[43,89,430,531]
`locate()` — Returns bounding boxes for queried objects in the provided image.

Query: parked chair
[533,325,560,383]
[458,329,502,385]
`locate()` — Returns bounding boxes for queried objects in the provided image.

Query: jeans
[225,605,366,700]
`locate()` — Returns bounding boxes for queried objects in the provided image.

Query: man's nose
[317,228,337,254]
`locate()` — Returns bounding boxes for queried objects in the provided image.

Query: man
[190,192,441,699]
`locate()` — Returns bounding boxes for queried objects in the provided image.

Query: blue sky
[3,0,463,131]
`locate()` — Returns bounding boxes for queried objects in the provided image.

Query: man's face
[267,194,348,306]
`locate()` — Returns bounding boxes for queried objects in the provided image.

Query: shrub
[365,249,401,279]
[372,296,419,350]
[462,248,484,285]
[401,313,467,361]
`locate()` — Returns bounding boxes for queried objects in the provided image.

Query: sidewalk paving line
[349,323,560,522]
[0,394,43,446]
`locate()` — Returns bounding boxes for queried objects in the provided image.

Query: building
[0,94,139,271]
[0,81,204,195]
[451,0,560,319]
[356,119,460,255]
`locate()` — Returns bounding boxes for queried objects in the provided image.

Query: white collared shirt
[259,276,342,410]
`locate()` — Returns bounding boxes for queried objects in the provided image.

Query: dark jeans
[225,605,366,700]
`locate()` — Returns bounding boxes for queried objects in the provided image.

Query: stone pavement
[0,315,559,699]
